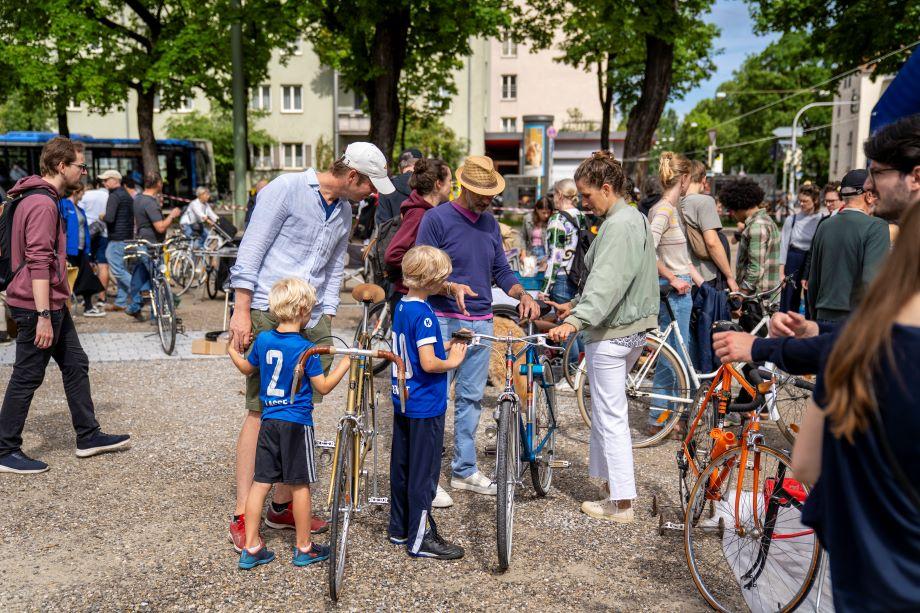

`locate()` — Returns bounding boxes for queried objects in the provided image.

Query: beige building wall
[487,37,600,133]
[829,71,893,180]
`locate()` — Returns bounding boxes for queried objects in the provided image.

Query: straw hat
[456,156,506,196]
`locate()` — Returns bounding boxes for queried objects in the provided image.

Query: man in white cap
[226,142,394,551]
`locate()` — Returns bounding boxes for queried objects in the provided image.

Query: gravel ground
[0,349,725,611]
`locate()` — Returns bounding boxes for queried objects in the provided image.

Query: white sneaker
[581,499,634,523]
[83,306,106,318]
[450,471,496,496]
[432,484,454,508]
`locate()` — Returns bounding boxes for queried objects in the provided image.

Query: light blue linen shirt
[230,169,350,325]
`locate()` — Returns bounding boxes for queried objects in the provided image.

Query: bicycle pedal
[547,459,570,468]
[368,496,389,505]
[315,439,335,449]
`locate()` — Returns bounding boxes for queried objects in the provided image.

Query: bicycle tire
[530,356,556,496]
[155,280,177,355]
[495,399,517,572]
[678,385,720,511]
[773,376,813,447]
[628,336,691,448]
[205,266,219,300]
[170,252,197,296]
[354,301,392,375]
[561,331,584,389]
[575,357,591,428]
[684,444,822,612]
[328,423,353,602]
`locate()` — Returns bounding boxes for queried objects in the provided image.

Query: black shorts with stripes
[254,419,317,485]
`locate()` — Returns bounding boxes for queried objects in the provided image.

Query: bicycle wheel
[678,385,719,511]
[684,444,821,612]
[575,357,592,428]
[169,252,197,296]
[561,331,584,388]
[205,265,219,299]
[328,423,354,602]
[773,375,813,447]
[154,280,177,355]
[495,399,517,571]
[530,356,556,496]
[354,301,392,375]
[628,336,691,448]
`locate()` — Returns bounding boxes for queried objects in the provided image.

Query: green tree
[165,109,272,193]
[396,115,469,169]
[675,32,832,183]
[746,0,920,76]
[302,0,511,161]
[1,1,305,176]
[525,0,718,179]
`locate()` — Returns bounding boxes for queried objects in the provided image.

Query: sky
[670,0,780,117]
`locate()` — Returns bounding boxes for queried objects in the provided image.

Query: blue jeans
[438,316,493,479]
[550,273,584,367]
[181,223,207,250]
[105,240,130,308]
[650,275,693,425]
[126,248,152,316]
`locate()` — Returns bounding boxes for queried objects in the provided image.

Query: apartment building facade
[829,70,894,180]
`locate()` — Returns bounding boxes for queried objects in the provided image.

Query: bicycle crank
[546,459,570,468]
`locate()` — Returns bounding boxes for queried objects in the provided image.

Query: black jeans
[0,307,100,456]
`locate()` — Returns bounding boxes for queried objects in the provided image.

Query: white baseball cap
[341,142,395,194]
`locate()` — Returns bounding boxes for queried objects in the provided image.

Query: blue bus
[0,131,214,200]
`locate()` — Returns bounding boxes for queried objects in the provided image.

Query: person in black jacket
[100,169,135,311]
[375,148,421,226]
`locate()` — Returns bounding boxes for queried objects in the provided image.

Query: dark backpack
[352,200,376,241]
[557,210,594,292]
[0,187,57,291]
[367,214,402,285]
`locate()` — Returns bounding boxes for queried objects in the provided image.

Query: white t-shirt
[81,188,110,237]
[180,198,219,225]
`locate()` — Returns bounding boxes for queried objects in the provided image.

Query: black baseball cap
[840,168,868,197]
[400,148,423,160]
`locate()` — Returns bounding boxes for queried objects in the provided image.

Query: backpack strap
[557,209,580,230]
[9,187,61,278]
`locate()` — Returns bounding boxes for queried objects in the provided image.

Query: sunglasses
[68,162,88,172]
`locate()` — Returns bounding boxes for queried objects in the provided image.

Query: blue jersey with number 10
[391,298,448,418]
[247,330,323,425]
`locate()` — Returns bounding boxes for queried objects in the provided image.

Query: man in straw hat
[417,155,540,496]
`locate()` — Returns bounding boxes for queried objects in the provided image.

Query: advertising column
[521,115,554,199]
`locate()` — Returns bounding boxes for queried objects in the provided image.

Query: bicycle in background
[124,238,183,355]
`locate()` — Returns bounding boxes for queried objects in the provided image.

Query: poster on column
[523,124,545,177]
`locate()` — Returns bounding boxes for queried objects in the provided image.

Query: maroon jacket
[384,190,435,295]
[6,176,69,311]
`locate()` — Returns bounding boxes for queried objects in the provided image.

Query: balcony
[338,111,370,134]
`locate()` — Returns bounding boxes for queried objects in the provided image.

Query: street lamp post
[788,100,852,202]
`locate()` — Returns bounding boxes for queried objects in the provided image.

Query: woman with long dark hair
[793,200,920,610]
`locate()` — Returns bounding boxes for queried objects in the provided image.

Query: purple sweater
[415,201,519,317]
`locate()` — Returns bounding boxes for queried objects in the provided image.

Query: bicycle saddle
[351,283,385,304]
[711,320,743,335]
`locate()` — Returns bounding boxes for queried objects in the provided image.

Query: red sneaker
[229,515,246,553]
[265,504,329,534]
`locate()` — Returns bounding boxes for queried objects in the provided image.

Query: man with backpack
[0,136,130,474]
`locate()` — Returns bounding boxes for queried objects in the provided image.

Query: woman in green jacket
[548,151,659,523]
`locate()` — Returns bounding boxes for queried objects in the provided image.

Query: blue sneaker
[76,432,131,458]
[0,451,49,474]
[239,546,275,570]
[292,543,329,566]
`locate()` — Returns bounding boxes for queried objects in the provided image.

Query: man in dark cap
[375,148,423,226]
[804,168,890,324]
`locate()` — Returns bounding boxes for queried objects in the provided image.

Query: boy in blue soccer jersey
[228,277,352,570]
[389,246,468,559]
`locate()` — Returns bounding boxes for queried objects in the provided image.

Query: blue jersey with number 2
[248,330,323,425]
[391,298,448,418]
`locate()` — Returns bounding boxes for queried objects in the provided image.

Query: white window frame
[501,75,517,101]
[251,144,274,170]
[501,36,517,58]
[291,36,303,56]
[177,96,194,113]
[281,85,303,113]
[250,85,271,111]
[66,99,83,112]
[501,117,517,132]
[282,142,304,169]
[153,92,161,113]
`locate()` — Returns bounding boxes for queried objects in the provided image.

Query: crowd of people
[1,113,917,608]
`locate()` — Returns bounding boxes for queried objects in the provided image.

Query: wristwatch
[37,309,51,319]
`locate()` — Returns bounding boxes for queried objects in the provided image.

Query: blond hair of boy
[227,277,352,560]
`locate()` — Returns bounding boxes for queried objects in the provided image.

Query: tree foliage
[397,115,469,169]
[302,0,511,161]
[674,32,833,183]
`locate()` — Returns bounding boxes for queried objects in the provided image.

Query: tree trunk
[135,85,160,177]
[364,10,410,161]
[56,110,69,137]
[622,34,674,183]
[597,53,614,151]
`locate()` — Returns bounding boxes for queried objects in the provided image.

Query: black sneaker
[408,531,464,560]
[0,451,50,474]
[75,432,131,458]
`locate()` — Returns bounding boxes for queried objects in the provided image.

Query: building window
[250,85,271,111]
[501,117,517,132]
[428,87,452,113]
[282,85,303,112]
[501,75,517,101]
[291,36,303,56]
[251,144,273,169]
[501,36,517,58]
[282,142,304,168]
[153,93,161,112]
[177,96,194,113]
[66,98,82,112]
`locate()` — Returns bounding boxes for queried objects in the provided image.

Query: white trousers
[586,339,643,501]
